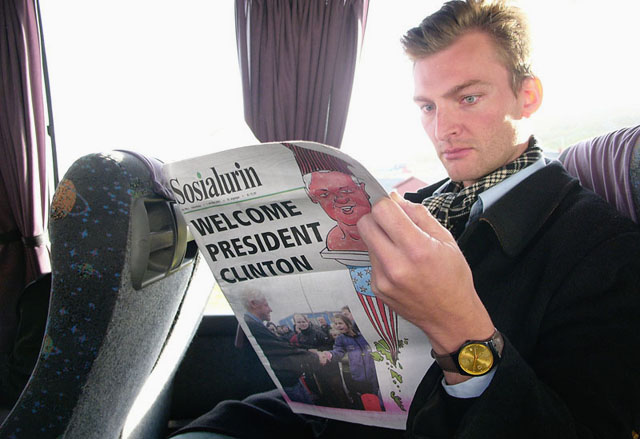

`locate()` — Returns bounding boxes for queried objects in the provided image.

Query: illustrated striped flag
[349,265,399,365]
[357,294,399,365]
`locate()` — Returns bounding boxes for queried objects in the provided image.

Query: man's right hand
[315,351,330,366]
[356,192,495,361]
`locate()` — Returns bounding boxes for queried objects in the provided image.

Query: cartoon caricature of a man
[283,143,372,253]
[302,170,371,252]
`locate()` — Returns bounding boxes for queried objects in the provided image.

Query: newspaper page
[163,141,433,429]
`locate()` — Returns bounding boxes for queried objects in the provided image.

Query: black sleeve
[407,233,640,439]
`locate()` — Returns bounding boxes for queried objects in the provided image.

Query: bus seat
[0,273,51,416]
[559,125,640,223]
[0,151,208,439]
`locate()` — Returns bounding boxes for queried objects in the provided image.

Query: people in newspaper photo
[241,287,385,411]
[240,290,326,405]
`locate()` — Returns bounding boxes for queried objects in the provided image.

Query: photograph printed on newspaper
[163,141,433,429]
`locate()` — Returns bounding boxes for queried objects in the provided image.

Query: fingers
[363,197,434,253]
[358,198,427,280]
[367,251,397,307]
[316,351,329,365]
[389,191,454,244]
[358,194,459,300]
[357,212,394,258]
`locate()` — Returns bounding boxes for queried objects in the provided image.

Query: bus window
[38,0,640,316]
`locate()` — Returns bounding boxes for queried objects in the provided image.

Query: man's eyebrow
[413,79,489,102]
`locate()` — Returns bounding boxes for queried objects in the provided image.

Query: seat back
[0,151,208,439]
[559,125,640,223]
[0,272,50,414]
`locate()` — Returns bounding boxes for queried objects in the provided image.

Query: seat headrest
[115,150,175,201]
[129,198,196,289]
[113,150,196,289]
[559,125,640,223]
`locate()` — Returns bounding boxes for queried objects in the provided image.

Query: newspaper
[163,141,433,429]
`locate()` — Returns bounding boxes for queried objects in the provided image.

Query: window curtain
[235,0,368,148]
[0,0,51,353]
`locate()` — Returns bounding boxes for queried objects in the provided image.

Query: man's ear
[519,76,543,118]
[357,182,370,199]
[305,188,319,204]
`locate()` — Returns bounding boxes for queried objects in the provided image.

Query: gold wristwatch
[430,329,504,376]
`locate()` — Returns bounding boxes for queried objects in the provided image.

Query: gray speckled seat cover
[0,151,206,439]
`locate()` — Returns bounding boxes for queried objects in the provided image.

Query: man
[292,313,332,351]
[355,1,640,437]
[304,171,371,251]
[171,1,640,437]
[283,142,373,252]
[240,290,326,405]
[315,316,331,338]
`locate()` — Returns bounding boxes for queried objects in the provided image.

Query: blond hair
[401,0,533,94]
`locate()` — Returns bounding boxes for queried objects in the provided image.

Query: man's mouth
[442,147,473,160]
[340,206,355,214]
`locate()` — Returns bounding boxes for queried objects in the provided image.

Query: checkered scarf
[423,139,543,238]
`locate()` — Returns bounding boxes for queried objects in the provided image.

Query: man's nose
[434,107,460,141]
[334,193,349,203]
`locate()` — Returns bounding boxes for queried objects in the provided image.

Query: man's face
[317,316,327,326]
[413,31,530,186]
[252,298,272,321]
[308,171,371,226]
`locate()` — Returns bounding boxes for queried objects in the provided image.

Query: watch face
[458,343,494,375]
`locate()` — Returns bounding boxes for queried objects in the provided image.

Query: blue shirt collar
[477,157,546,213]
[246,312,263,324]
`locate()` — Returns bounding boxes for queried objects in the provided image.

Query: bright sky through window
[41,1,640,183]
[39,0,640,315]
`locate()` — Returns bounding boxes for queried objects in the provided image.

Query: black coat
[403,161,640,438]
[244,314,320,387]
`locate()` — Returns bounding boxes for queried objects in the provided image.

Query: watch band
[431,347,459,372]
[430,329,504,375]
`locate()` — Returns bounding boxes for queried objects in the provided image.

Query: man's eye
[420,103,435,113]
[462,95,479,104]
